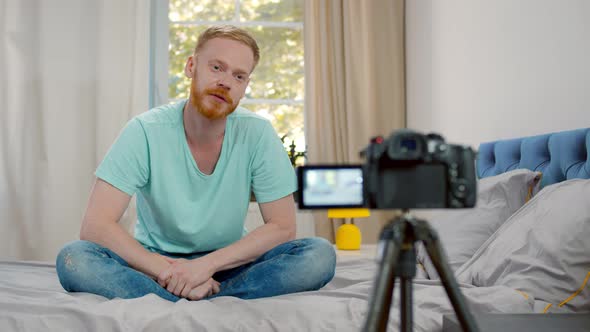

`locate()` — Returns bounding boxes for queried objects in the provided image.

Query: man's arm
[158,194,296,298]
[80,178,170,279]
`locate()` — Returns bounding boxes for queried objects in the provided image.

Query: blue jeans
[55,238,336,302]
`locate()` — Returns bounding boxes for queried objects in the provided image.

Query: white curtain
[0,0,149,261]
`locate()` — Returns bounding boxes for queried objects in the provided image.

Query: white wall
[406,0,590,148]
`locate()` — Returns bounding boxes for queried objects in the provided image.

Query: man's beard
[190,80,237,120]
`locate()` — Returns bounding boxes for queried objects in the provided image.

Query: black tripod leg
[417,220,479,332]
[362,221,406,332]
[400,277,412,332]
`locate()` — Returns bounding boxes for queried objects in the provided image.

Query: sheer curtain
[304,0,406,243]
[0,0,149,261]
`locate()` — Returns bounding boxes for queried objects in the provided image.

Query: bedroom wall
[406,0,590,148]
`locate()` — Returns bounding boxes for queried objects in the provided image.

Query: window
[150,0,306,164]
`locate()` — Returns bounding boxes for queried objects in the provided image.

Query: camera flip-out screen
[297,165,365,209]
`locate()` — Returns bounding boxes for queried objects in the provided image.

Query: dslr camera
[297,129,477,210]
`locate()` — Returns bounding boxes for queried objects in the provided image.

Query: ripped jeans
[55,238,336,302]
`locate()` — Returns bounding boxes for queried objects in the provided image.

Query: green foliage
[245,103,304,148]
[240,0,303,22]
[168,0,306,155]
[169,0,235,21]
[280,134,307,167]
[243,27,303,100]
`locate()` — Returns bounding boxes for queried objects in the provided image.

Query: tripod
[362,211,479,332]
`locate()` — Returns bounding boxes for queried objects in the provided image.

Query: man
[56,25,336,302]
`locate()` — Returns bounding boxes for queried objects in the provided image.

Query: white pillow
[456,179,590,312]
[417,169,541,279]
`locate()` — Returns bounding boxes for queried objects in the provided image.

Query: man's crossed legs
[56,238,336,302]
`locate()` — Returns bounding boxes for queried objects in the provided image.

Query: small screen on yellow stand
[297,166,364,209]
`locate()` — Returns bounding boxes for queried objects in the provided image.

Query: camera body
[297,129,476,210]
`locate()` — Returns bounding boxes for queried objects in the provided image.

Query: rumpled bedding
[0,254,550,332]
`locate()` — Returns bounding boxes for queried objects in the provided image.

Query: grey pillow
[455,179,590,312]
[417,169,541,279]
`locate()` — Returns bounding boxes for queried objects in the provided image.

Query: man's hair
[194,25,260,70]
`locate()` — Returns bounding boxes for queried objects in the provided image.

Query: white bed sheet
[0,250,542,332]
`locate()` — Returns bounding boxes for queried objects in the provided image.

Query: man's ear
[184,55,195,78]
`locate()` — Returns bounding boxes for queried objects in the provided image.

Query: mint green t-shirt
[95,100,296,253]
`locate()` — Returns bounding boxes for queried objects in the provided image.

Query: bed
[1,128,589,331]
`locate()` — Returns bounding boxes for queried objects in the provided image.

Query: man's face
[186,38,254,119]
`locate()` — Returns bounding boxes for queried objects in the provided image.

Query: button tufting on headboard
[476,128,590,187]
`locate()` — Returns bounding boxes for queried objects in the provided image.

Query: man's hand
[150,254,178,280]
[157,256,218,299]
[186,278,221,300]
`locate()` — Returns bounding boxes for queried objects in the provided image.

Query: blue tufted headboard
[476,128,590,187]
